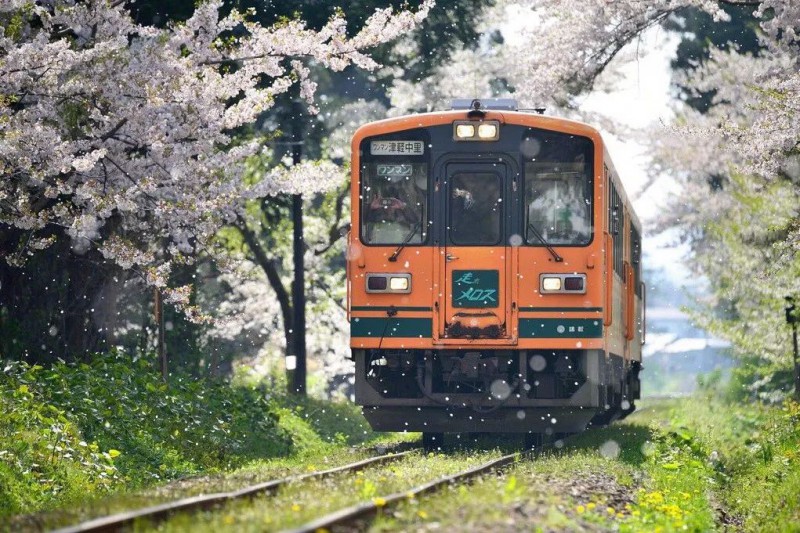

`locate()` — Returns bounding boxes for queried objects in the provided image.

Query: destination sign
[370,140,424,156]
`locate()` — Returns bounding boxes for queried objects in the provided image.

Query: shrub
[0,353,295,516]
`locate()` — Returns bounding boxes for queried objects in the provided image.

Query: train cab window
[448,172,502,245]
[361,162,428,245]
[523,130,593,246]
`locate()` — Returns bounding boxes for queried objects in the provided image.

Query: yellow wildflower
[586,502,596,510]
[373,497,387,507]
[291,503,301,512]
[643,491,664,505]
[607,507,615,515]
[576,505,585,514]
[418,510,429,519]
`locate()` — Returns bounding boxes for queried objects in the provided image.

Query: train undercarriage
[354,348,641,443]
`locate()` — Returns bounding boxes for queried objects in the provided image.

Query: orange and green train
[346,99,645,447]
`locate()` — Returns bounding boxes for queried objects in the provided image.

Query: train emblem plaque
[452,270,499,308]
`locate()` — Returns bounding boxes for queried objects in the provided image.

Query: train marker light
[455,124,475,139]
[541,277,562,291]
[367,276,388,291]
[564,276,584,291]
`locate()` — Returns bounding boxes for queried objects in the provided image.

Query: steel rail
[52,451,412,533]
[284,451,522,533]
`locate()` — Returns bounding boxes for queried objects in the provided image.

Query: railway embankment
[2,354,798,532]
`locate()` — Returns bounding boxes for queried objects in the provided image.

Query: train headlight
[366,273,412,294]
[389,276,410,291]
[453,120,500,141]
[541,277,562,291]
[455,124,475,139]
[540,273,587,294]
[478,123,498,139]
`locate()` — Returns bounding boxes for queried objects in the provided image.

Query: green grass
[373,447,638,531]
[3,353,798,532]
[641,395,800,531]
[372,420,716,532]
[0,353,395,523]
[12,448,393,531]
[155,451,500,532]
[372,398,799,532]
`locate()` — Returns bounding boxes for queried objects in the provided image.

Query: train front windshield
[359,125,594,247]
[361,162,428,245]
[523,130,594,246]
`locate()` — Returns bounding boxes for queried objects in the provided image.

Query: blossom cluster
[0,0,433,290]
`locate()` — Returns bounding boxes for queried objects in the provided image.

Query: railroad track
[285,451,521,533]
[52,451,411,533]
[53,444,528,533]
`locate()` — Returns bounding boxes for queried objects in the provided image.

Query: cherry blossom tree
[0,0,433,361]
[650,12,800,396]
[0,0,433,312]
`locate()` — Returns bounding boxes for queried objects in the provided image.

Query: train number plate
[370,140,424,156]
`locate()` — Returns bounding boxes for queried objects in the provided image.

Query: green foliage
[690,173,800,400]
[642,395,800,531]
[0,353,298,517]
[622,425,716,531]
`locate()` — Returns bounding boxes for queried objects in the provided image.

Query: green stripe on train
[351,317,432,338]
[519,318,603,338]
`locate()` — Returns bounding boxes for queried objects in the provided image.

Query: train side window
[609,183,624,277]
[609,185,620,236]
[631,225,642,296]
[361,162,429,245]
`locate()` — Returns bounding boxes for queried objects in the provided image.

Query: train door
[436,161,516,343]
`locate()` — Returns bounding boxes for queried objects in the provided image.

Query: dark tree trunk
[0,226,117,363]
[236,221,294,356]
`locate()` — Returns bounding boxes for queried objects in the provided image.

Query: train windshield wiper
[388,221,421,262]
[526,222,563,262]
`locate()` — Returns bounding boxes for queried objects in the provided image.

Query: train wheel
[422,432,444,451]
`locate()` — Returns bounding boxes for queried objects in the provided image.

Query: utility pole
[289,100,307,396]
[786,296,799,401]
[155,289,167,381]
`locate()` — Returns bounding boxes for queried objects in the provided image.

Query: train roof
[353,108,603,141]
[352,102,640,229]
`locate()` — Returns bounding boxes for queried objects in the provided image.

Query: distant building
[642,307,732,395]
